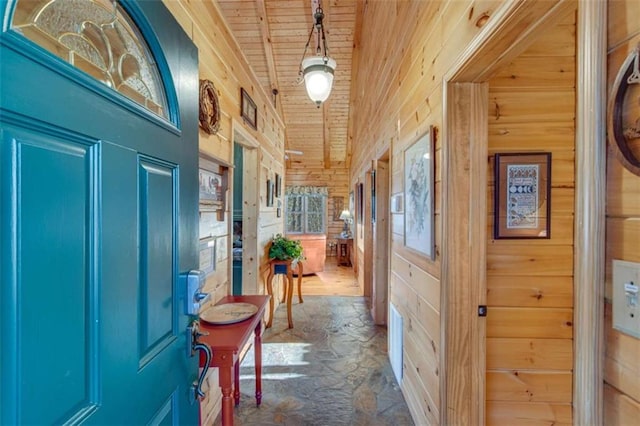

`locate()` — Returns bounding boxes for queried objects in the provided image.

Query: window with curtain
[285,186,327,234]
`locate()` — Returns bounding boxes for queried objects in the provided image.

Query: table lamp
[339,209,352,238]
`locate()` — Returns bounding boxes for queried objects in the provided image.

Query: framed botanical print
[404,126,434,259]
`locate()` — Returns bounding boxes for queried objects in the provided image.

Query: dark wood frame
[357,182,364,223]
[494,152,551,239]
[371,170,376,222]
[275,173,281,198]
[241,87,257,130]
[266,179,274,207]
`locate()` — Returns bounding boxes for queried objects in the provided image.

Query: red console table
[198,295,270,426]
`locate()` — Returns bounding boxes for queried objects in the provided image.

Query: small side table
[265,259,303,328]
[337,238,352,266]
[198,295,269,426]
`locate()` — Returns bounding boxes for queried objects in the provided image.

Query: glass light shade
[339,209,352,220]
[302,56,337,106]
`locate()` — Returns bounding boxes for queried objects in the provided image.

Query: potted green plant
[268,234,304,265]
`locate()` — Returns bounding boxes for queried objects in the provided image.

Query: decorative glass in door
[11,0,168,118]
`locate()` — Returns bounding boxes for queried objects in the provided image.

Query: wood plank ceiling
[217,0,358,169]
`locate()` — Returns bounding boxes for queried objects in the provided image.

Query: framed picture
[266,179,274,207]
[404,126,435,259]
[332,196,344,221]
[357,183,364,223]
[199,168,223,212]
[371,170,376,222]
[241,87,257,130]
[270,181,275,206]
[199,237,216,275]
[349,191,354,214]
[494,152,551,239]
[275,173,282,198]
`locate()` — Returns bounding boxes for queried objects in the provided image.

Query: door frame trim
[231,119,260,295]
[573,2,606,423]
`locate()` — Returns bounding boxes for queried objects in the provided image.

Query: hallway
[219,260,412,425]
[298,256,363,297]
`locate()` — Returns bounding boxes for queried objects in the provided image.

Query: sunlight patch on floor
[239,372,307,380]
[241,342,311,368]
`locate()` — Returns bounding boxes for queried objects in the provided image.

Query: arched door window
[10,0,169,119]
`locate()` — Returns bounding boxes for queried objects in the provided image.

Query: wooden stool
[265,259,303,328]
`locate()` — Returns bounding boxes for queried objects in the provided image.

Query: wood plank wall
[285,167,350,253]
[162,2,286,424]
[485,13,576,425]
[350,1,499,424]
[604,1,640,423]
[350,1,580,424]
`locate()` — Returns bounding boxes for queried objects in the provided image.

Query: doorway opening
[232,121,260,295]
[372,153,390,325]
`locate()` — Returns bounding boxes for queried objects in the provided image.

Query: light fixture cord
[298,10,318,77]
[319,10,329,62]
[298,6,330,76]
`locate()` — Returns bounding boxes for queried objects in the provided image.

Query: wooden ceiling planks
[217,0,271,90]
[218,0,357,170]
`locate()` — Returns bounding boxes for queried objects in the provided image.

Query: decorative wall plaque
[199,79,220,134]
[608,43,640,176]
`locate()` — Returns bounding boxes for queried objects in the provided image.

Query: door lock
[185,270,211,315]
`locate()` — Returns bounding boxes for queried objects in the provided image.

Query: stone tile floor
[223,296,414,426]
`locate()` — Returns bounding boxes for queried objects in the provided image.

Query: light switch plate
[612,259,640,339]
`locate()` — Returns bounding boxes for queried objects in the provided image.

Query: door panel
[1,1,199,424]
[7,128,99,424]
[139,157,177,366]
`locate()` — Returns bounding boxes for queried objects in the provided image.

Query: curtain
[285,186,329,196]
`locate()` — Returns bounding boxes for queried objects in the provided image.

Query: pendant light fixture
[299,4,336,107]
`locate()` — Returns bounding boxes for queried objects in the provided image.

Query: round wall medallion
[608,43,640,176]
[199,79,220,135]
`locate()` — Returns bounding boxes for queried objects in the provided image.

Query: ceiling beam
[323,100,331,169]
[321,0,332,169]
[345,0,365,171]
[256,0,281,113]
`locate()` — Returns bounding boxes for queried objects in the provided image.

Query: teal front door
[0,0,200,424]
